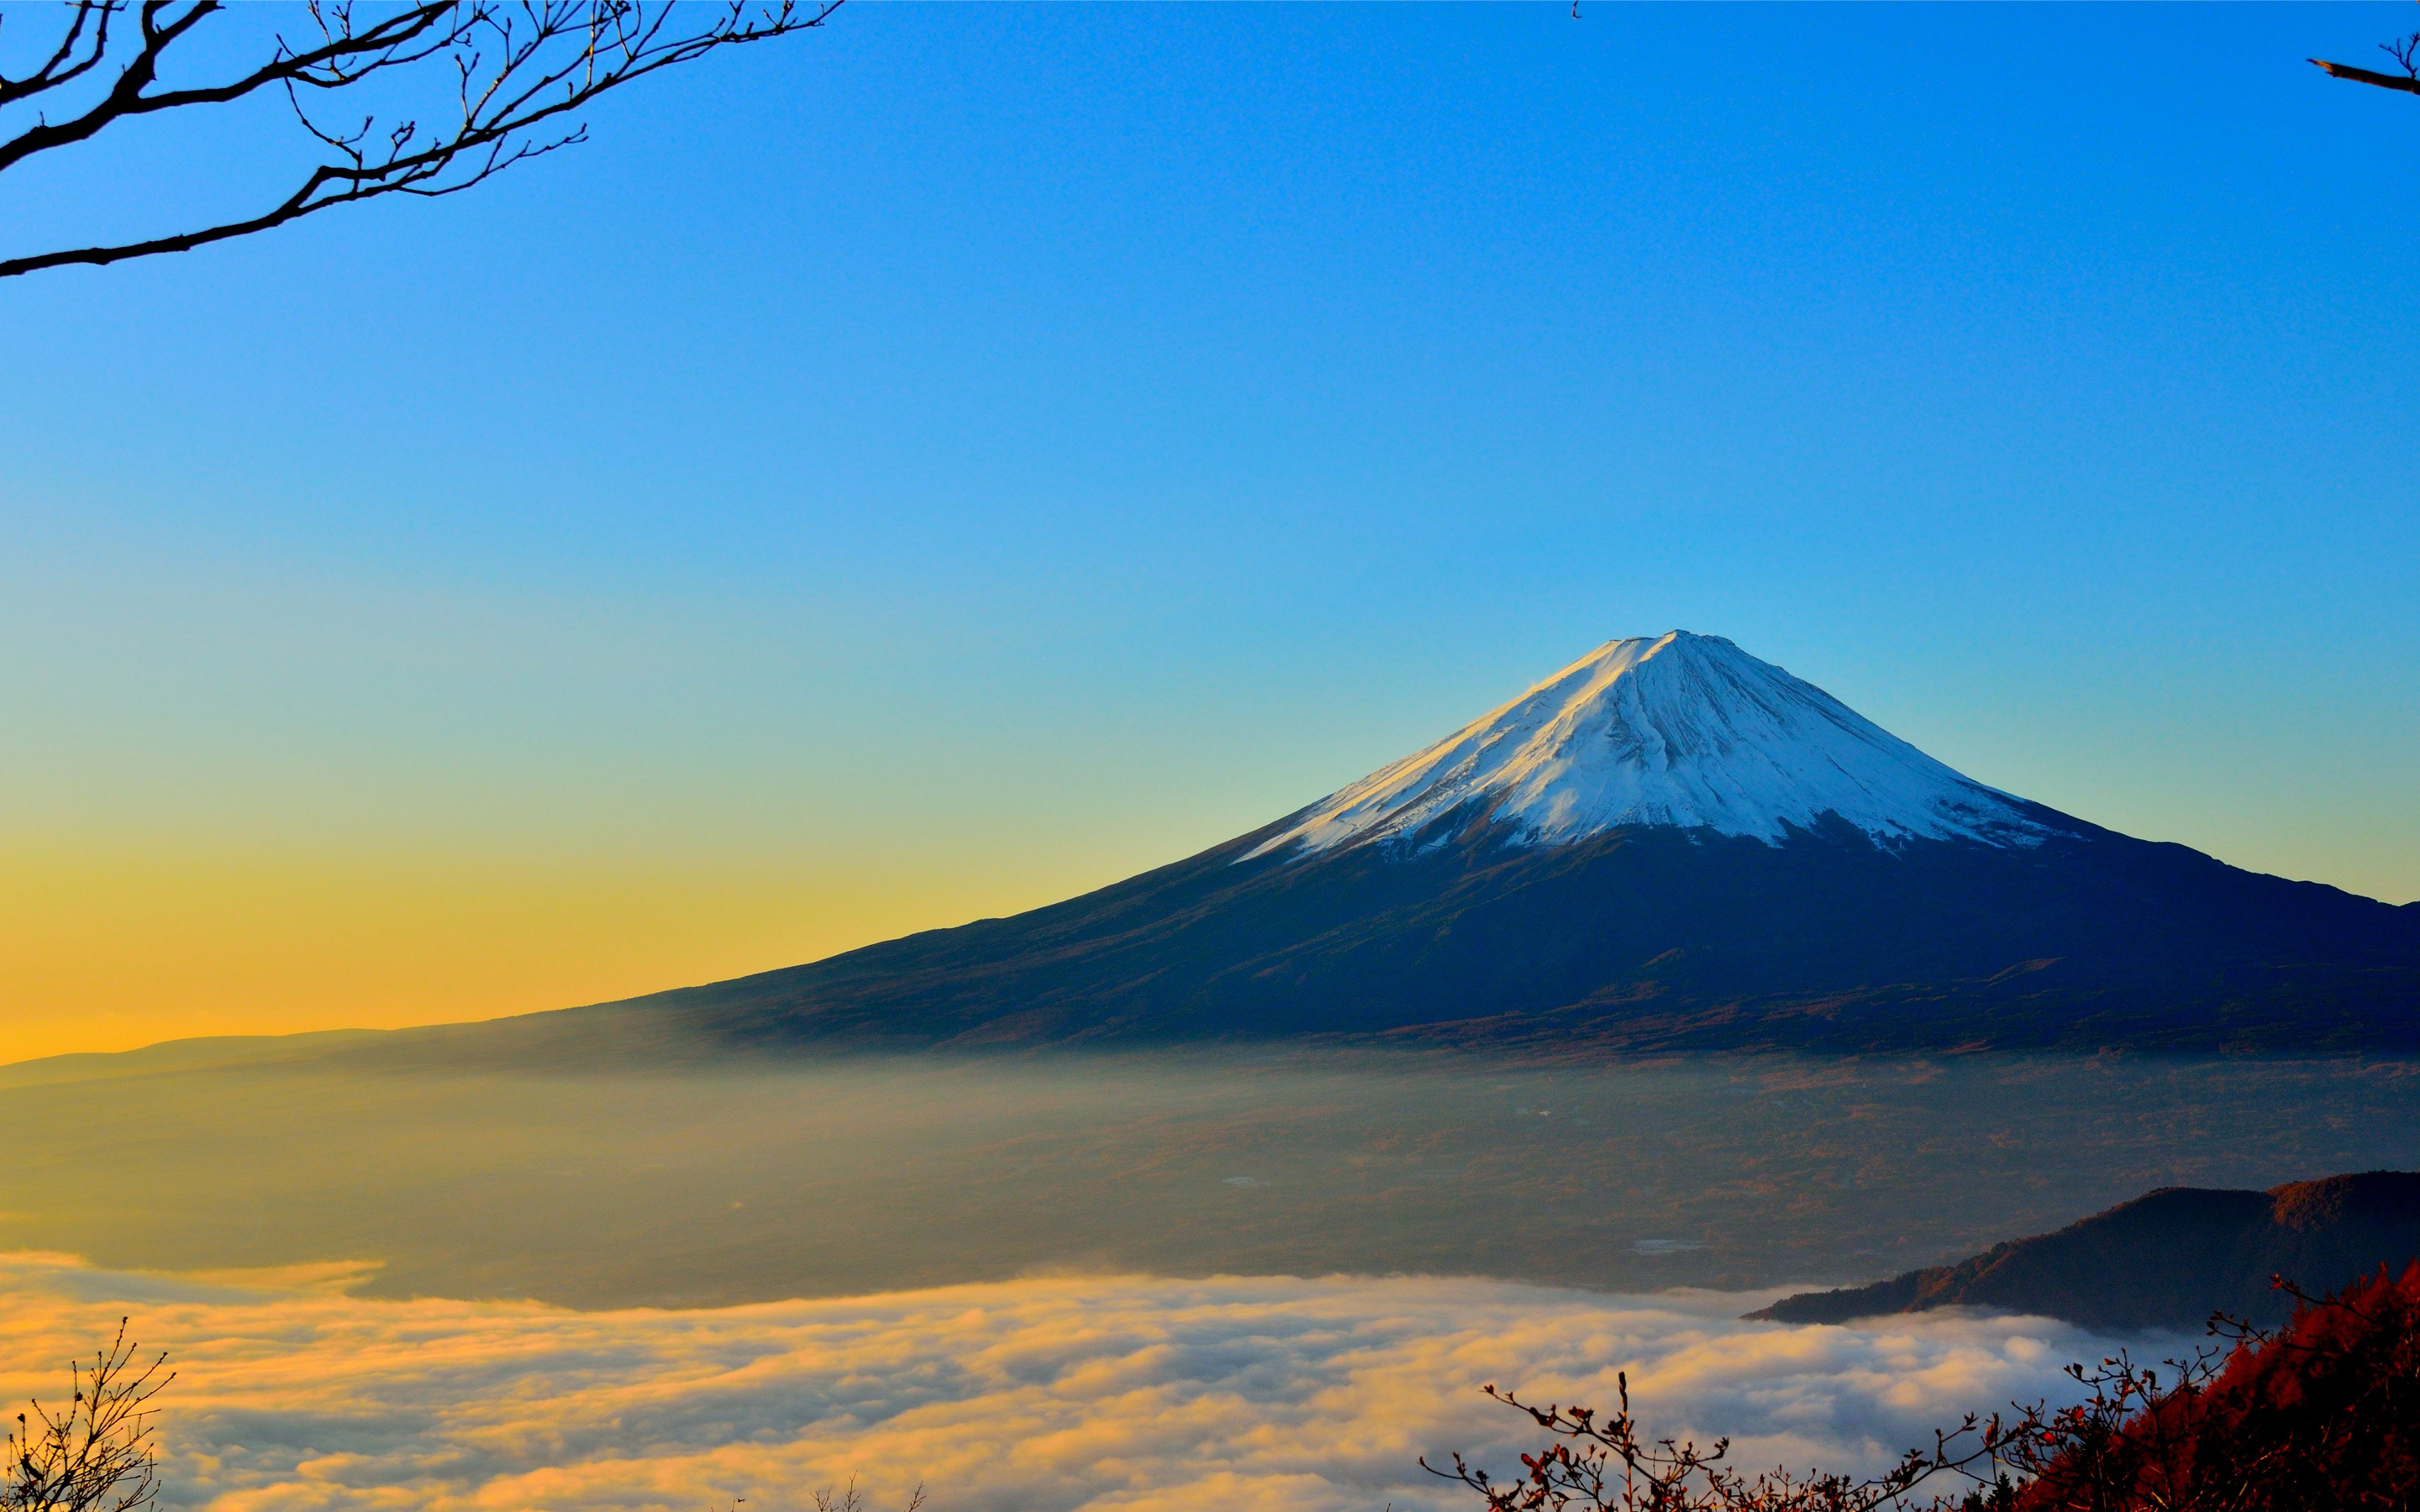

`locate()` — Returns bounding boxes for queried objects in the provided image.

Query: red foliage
[1437,1268,2420,1512]
[2012,1263,2420,1510]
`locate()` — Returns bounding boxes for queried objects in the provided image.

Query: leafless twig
[3,1318,171,1512]
[2310,0,2420,97]
[1423,1372,2013,1511]
[0,0,839,278]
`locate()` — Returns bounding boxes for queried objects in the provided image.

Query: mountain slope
[590,633,2418,1055]
[1749,1171,2420,1330]
[625,809,2417,1053]
[1251,632,2041,856]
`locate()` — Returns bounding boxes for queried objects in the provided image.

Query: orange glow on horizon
[0,843,1080,1063]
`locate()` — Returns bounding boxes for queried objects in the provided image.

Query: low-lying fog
[0,1254,2117,1512]
[3,1045,2415,1307]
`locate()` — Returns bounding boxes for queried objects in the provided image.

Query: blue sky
[4,3,2416,1050]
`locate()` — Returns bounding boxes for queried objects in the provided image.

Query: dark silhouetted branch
[3,1318,171,1512]
[2310,58,2420,95]
[0,1,840,279]
[2311,11,2420,97]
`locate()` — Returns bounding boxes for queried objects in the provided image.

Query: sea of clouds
[0,1252,2141,1512]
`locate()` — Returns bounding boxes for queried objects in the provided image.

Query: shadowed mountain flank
[600,806,2419,1057]
[1750,1171,2420,1331]
[318,633,2420,1063]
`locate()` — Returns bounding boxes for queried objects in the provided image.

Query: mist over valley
[8,1045,2417,1311]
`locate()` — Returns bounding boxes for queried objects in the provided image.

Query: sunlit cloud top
[0,1254,2127,1512]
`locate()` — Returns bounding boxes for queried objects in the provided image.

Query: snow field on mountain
[1250,632,2043,859]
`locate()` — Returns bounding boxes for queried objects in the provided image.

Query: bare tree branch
[2311,56,2420,96]
[3,1318,171,1512]
[0,1,120,109]
[1421,1373,2014,1511]
[2312,5,2420,97]
[0,0,840,279]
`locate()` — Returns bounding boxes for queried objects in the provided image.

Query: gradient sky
[4,3,2417,1058]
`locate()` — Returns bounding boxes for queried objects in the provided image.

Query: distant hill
[581,632,2419,1058]
[1749,1171,2420,1331]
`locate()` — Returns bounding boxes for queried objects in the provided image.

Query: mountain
[1749,1171,2420,1331]
[594,632,2417,1055]
[1247,631,2043,858]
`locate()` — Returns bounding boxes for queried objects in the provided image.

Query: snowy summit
[1248,631,2043,860]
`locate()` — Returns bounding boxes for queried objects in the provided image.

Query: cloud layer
[0,1254,2129,1512]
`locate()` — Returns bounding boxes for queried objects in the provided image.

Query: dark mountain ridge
[318,633,2420,1063]
[605,797,2419,1057]
[1750,1171,2420,1330]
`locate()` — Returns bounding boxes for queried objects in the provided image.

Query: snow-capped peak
[1246,632,2042,861]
